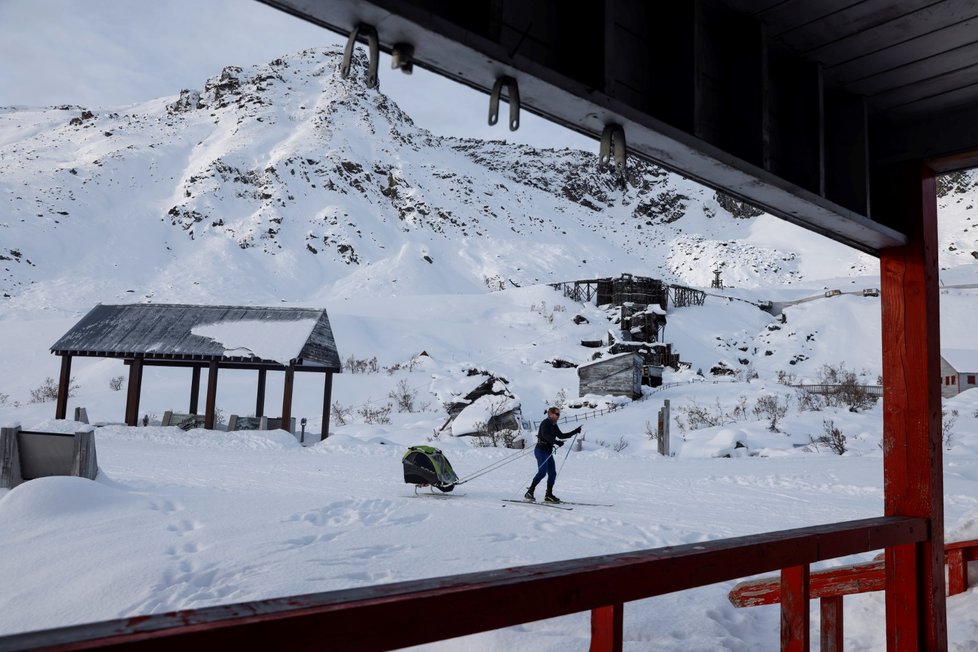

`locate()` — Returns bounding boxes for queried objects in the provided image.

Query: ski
[501,499,573,511]
[558,501,614,507]
[407,492,466,498]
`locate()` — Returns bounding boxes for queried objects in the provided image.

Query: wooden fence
[0,517,927,651]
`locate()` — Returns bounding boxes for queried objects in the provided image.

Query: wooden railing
[0,516,927,652]
[729,537,978,649]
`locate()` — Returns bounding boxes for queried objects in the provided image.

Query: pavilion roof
[51,304,341,370]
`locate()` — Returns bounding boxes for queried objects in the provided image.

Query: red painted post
[590,604,623,652]
[879,163,947,651]
[820,596,843,652]
[189,366,201,414]
[780,565,809,652]
[946,549,966,596]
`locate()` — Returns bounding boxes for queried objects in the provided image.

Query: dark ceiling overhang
[259,0,978,255]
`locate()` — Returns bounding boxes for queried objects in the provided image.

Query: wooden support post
[189,366,201,414]
[780,565,809,652]
[124,356,143,426]
[880,163,947,651]
[256,369,267,418]
[820,596,843,652]
[321,372,333,441]
[589,604,623,652]
[55,354,72,420]
[281,366,295,428]
[204,361,219,430]
[946,549,967,596]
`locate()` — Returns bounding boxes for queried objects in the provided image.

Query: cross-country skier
[525,406,581,503]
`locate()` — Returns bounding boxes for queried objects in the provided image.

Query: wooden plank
[0,516,925,652]
[879,163,946,651]
[780,565,809,652]
[820,596,844,652]
[589,604,623,652]
[729,559,885,607]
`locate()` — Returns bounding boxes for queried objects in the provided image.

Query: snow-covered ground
[2,45,978,651]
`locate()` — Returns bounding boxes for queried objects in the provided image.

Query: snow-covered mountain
[3,45,977,396]
[11,45,965,317]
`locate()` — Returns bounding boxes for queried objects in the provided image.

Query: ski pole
[556,432,578,478]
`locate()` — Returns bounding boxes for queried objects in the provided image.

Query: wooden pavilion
[50,304,341,439]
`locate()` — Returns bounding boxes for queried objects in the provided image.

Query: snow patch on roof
[192,318,317,365]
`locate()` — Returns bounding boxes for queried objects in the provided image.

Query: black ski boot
[544,486,561,504]
[524,485,537,502]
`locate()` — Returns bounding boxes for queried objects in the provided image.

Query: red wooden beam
[0,517,925,652]
[589,604,623,652]
[780,565,809,651]
[321,372,333,440]
[879,163,946,651]
[729,559,885,607]
[255,369,266,418]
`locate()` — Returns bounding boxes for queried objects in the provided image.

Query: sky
[0,0,593,151]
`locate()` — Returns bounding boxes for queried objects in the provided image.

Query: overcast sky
[0,0,592,151]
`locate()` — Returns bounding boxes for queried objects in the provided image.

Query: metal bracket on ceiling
[600,123,627,182]
[391,43,414,74]
[488,76,520,131]
[340,23,379,89]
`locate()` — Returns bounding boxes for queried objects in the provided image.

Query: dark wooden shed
[49,304,341,439]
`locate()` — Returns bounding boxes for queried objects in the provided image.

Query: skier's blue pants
[531,446,556,487]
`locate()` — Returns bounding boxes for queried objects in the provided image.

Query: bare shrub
[358,402,392,424]
[815,363,878,411]
[943,407,959,450]
[0,392,8,407]
[29,376,79,404]
[675,399,725,434]
[388,379,418,413]
[331,401,353,426]
[753,394,790,432]
[109,375,125,391]
[675,397,750,434]
[344,355,379,374]
[777,370,797,385]
[613,436,629,452]
[645,419,658,441]
[811,419,847,455]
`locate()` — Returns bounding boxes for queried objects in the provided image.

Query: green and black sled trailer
[402,445,460,492]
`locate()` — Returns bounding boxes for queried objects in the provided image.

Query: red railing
[0,516,927,652]
[729,538,978,649]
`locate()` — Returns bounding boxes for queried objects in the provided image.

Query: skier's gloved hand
[572,426,582,435]
[556,440,564,447]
